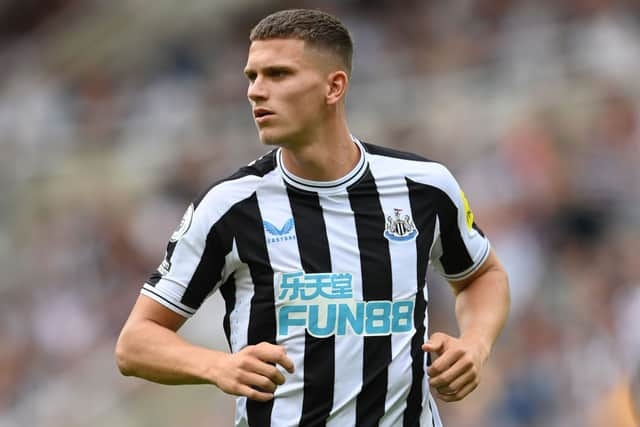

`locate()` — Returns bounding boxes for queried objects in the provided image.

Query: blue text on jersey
[276,272,415,338]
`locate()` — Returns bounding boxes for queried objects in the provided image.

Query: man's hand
[213,342,295,402]
[422,332,489,402]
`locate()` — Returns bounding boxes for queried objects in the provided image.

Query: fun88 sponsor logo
[276,272,414,338]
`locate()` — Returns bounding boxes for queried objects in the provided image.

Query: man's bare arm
[423,248,510,401]
[115,295,294,401]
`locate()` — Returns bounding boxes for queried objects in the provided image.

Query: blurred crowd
[1,0,639,426]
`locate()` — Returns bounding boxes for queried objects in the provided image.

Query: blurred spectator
[1,1,639,425]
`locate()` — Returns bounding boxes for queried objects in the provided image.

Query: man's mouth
[254,108,274,118]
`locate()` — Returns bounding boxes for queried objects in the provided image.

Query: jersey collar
[277,137,368,194]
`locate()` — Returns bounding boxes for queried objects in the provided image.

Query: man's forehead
[245,38,327,69]
[249,38,306,50]
[247,39,305,60]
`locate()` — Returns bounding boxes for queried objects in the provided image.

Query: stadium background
[1,0,639,426]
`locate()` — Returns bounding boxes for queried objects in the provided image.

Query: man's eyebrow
[244,64,295,74]
[264,65,294,73]
[244,66,295,81]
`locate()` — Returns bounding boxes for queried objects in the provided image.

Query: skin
[244,38,359,181]
[115,37,510,404]
[116,296,293,401]
[424,249,509,402]
[632,364,640,421]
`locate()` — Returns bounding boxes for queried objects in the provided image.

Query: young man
[116,9,510,427]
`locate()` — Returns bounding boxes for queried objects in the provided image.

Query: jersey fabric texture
[141,139,490,427]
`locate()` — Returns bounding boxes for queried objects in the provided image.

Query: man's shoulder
[362,141,436,163]
[193,149,278,208]
[223,149,278,182]
[362,141,460,192]
[362,141,451,179]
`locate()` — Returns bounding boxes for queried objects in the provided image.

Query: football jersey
[142,138,490,427]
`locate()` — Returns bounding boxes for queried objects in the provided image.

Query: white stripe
[234,396,248,427]
[228,237,255,427]
[429,393,443,427]
[428,217,440,264]
[140,285,195,317]
[227,238,252,353]
[368,168,417,427]
[420,393,433,427]
[320,193,363,427]
[422,285,434,427]
[277,138,369,194]
[380,334,414,427]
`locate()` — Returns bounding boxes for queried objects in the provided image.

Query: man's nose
[247,76,268,102]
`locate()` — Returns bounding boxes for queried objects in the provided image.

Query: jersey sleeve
[428,166,490,281]
[141,194,235,318]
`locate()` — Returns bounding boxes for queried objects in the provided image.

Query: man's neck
[280,126,359,182]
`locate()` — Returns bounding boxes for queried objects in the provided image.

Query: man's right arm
[115,294,294,401]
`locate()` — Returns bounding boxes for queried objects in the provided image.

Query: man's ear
[326,70,349,105]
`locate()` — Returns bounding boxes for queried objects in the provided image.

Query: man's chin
[257,130,283,146]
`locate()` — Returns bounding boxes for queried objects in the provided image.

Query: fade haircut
[249,9,353,76]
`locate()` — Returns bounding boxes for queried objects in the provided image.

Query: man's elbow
[115,330,136,377]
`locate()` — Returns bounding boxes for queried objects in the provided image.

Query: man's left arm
[424,248,510,402]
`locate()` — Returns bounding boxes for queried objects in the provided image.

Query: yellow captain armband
[460,190,474,231]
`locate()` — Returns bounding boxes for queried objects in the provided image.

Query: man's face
[244,38,331,147]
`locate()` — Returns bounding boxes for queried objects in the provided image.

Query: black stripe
[472,222,485,237]
[434,192,474,277]
[220,274,236,350]
[348,169,392,426]
[146,241,177,287]
[404,178,438,425]
[287,187,335,427]
[165,240,178,264]
[229,192,277,426]
[143,287,194,316]
[181,210,234,310]
[146,270,162,286]
[404,179,474,276]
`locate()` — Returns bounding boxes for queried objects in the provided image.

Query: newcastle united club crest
[384,208,418,242]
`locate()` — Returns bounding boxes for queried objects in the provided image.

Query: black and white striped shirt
[142,139,490,427]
